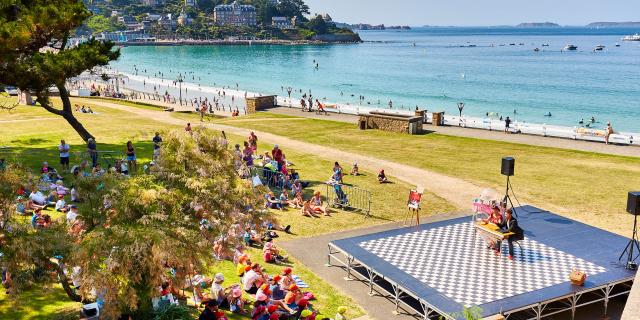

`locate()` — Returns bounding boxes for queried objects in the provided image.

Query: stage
[327,206,636,319]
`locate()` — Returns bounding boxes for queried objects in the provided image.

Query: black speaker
[501,157,515,176]
[627,192,640,215]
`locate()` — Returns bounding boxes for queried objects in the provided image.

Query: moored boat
[622,34,640,41]
[564,44,577,51]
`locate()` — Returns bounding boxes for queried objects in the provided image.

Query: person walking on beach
[605,122,614,144]
[504,116,511,133]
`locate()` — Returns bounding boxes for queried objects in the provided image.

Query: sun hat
[282,267,292,275]
[214,273,224,283]
[300,309,312,317]
[238,254,248,263]
[272,275,281,282]
[337,306,347,314]
[256,292,268,301]
[288,284,298,291]
[267,305,278,314]
[297,298,308,307]
[232,288,242,298]
[260,283,269,291]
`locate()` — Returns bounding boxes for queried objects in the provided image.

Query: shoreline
[72,71,640,148]
[115,39,362,47]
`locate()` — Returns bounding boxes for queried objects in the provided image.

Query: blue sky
[304,0,640,26]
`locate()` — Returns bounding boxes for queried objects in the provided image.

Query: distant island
[335,23,411,31]
[586,22,640,27]
[516,22,560,28]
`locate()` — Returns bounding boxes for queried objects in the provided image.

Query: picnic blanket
[292,275,309,288]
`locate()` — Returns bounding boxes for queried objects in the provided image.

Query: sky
[304,0,640,26]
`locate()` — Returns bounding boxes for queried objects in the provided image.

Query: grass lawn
[211,112,640,238]
[0,101,455,319]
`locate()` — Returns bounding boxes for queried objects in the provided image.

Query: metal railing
[325,182,372,217]
[257,168,288,191]
[72,151,122,169]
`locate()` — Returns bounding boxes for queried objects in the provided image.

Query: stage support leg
[326,244,332,267]
[392,284,401,315]
[604,284,613,316]
[366,268,375,295]
[344,256,355,281]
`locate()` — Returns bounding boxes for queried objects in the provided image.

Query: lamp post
[457,102,465,127]
[177,73,184,106]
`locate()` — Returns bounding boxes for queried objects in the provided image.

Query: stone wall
[359,114,423,134]
[246,95,277,114]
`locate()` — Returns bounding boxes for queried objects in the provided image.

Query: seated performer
[483,207,503,250]
[496,209,524,260]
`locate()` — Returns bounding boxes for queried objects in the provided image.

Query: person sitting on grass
[301,200,319,218]
[55,194,68,213]
[269,275,285,300]
[244,227,263,247]
[311,191,329,216]
[279,190,292,208]
[290,192,304,209]
[263,239,288,264]
[281,267,295,289]
[243,263,266,294]
[284,284,303,310]
[377,169,388,183]
[335,306,348,320]
[54,180,69,196]
[211,273,229,308]
[291,179,303,196]
[350,162,359,176]
[28,187,47,210]
[233,244,246,265]
[228,287,247,315]
[236,255,251,277]
[265,192,283,211]
[198,299,219,320]
[66,205,79,225]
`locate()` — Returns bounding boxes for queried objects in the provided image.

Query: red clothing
[272,148,283,163]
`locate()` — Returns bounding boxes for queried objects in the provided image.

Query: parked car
[4,86,18,95]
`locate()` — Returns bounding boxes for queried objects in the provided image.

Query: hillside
[516,22,560,28]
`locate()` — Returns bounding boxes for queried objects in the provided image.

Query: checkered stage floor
[358,221,607,307]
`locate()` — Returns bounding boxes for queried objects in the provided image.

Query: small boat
[594,45,605,51]
[518,43,525,45]
[615,43,621,47]
[533,47,540,52]
[509,43,516,46]
[564,44,578,51]
[622,34,640,41]
[542,43,550,47]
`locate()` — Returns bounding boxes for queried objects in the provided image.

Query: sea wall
[359,114,423,134]
[312,33,362,43]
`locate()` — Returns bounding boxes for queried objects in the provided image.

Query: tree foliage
[0,128,269,318]
[0,0,120,141]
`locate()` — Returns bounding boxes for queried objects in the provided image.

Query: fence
[256,168,288,191]
[72,151,122,169]
[325,183,372,217]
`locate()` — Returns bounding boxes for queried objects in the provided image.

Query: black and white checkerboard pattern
[358,222,607,307]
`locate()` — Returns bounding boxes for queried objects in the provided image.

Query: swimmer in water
[590,116,596,123]
[544,112,552,117]
[578,118,584,125]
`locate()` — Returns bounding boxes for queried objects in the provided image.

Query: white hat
[214,273,224,283]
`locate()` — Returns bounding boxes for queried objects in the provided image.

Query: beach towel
[292,275,309,288]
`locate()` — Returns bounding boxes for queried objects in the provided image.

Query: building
[140,0,166,6]
[184,0,196,6]
[213,1,257,27]
[117,16,141,31]
[272,16,293,29]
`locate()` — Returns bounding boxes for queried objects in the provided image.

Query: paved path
[266,107,640,158]
[81,98,485,210]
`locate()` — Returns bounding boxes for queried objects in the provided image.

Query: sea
[111,27,640,132]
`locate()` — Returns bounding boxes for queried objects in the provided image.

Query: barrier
[73,151,122,169]
[257,168,288,191]
[325,182,372,217]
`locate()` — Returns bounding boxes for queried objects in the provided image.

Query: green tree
[0,128,268,318]
[276,0,309,19]
[307,14,327,34]
[86,15,126,34]
[0,0,120,141]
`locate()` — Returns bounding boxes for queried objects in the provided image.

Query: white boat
[564,44,577,51]
[594,45,605,51]
[622,34,640,41]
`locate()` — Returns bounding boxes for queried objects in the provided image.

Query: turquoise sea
[112,27,640,132]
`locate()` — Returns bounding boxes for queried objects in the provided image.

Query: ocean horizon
[111,26,640,132]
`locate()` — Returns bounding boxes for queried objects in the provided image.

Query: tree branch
[36,94,63,116]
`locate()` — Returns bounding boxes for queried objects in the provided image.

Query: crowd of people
[2,126,355,320]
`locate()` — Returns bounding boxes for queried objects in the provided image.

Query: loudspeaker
[627,192,640,215]
[501,157,515,176]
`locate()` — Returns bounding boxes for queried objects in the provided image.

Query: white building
[272,16,293,29]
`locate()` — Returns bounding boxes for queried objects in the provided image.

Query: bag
[252,175,263,187]
[569,269,586,286]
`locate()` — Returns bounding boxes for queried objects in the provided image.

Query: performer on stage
[483,207,503,250]
[497,209,524,260]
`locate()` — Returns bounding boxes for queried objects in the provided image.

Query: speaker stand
[619,214,640,267]
[503,175,517,217]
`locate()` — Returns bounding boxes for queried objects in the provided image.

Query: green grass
[0,100,455,319]
[212,112,640,238]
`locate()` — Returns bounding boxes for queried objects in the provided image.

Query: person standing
[504,116,511,133]
[58,139,70,172]
[272,145,284,172]
[152,132,162,160]
[248,131,258,152]
[87,138,98,168]
[605,122,614,144]
[185,123,192,134]
[125,141,137,174]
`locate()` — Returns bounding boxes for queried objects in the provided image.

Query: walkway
[266,107,640,158]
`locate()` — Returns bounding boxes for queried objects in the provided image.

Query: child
[55,194,68,212]
[377,169,388,183]
[350,162,359,176]
[335,306,348,320]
